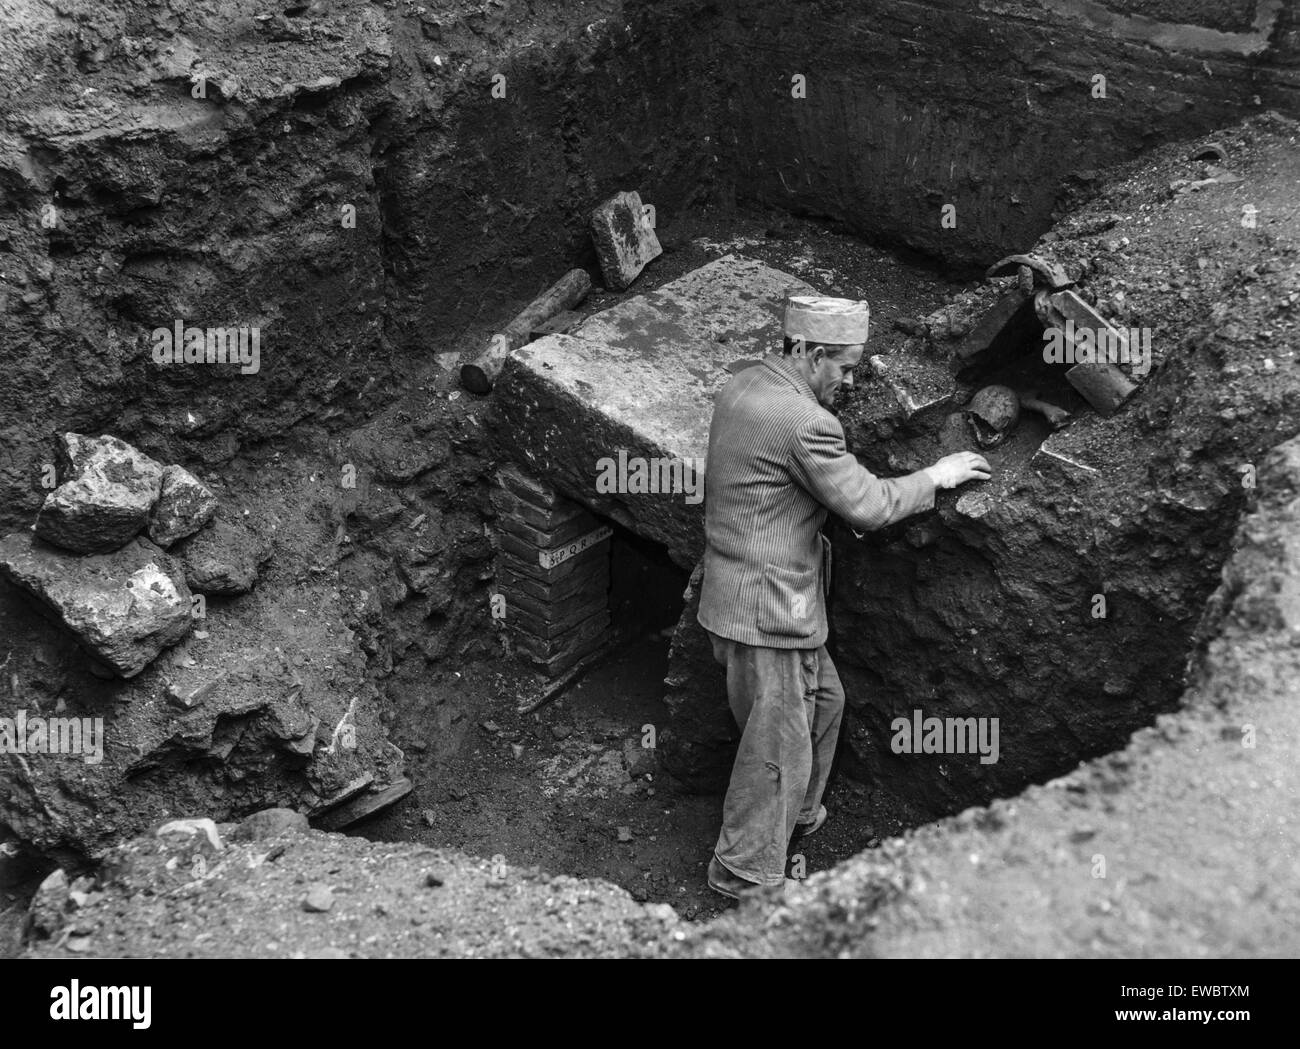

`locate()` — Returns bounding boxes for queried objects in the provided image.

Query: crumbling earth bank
[821,113,1300,830]
[723,0,1300,266]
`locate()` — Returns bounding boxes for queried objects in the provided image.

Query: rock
[175,516,271,596]
[35,434,164,553]
[230,807,310,842]
[156,817,224,852]
[617,826,633,843]
[165,671,227,711]
[589,189,662,290]
[0,533,193,677]
[510,743,524,759]
[303,884,334,912]
[26,868,71,939]
[550,723,573,740]
[622,737,657,778]
[312,777,413,831]
[148,465,218,548]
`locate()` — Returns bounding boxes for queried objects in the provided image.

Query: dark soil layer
[724,0,1300,266]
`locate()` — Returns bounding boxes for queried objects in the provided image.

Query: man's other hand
[924,452,992,490]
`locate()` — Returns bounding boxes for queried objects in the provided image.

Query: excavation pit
[3,0,1300,959]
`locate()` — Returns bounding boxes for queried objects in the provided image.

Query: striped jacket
[697,355,936,649]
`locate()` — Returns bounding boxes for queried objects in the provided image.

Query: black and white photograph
[0,0,1296,1002]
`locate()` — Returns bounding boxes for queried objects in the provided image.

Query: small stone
[622,737,657,778]
[303,946,349,959]
[617,826,633,843]
[303,884,334,912]
[510,743,524,759]
[481,720,501,734]
[175,516,271,596]
[156,817,224,852]
[148,465,218,548]
[424,872,444,888]
[231,807,309,842]
[550,723,573,740]
[165,671,228,711]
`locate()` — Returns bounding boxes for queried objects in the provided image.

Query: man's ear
[809,344,826,367]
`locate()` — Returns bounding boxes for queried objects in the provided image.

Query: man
[699,294,991,898]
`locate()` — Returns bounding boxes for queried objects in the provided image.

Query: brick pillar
[492,464,611,676]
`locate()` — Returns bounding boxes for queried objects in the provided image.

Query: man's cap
[783,295,870,346]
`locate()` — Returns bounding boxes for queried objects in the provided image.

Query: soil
[358,627,929,925]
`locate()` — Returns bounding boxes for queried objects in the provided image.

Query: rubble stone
[0,533,193,677]
[176,516,272,596]
[148,465,218,548]
[35,434,164,554]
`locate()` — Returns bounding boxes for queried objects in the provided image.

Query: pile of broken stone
[0,434,269,678]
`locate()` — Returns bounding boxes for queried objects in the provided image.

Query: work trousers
[707,630,845,886]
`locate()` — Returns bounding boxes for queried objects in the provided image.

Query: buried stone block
[495,256,815,566]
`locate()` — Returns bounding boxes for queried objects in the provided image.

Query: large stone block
[493,255,815,568]
[0,533,193,677]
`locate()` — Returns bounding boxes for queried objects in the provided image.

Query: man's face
[809,344,864,407]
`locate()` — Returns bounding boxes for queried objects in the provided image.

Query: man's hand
[924,452,992,490]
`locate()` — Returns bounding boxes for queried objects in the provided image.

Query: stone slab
[589,190,662,291]
[495,255,815,566]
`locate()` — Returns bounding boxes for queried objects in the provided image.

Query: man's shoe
[707,856,761,900]
[795,804,828,839]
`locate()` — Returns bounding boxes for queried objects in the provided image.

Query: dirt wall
[718,0,1300,267]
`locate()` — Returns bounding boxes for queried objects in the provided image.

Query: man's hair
[783,336,858,358]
